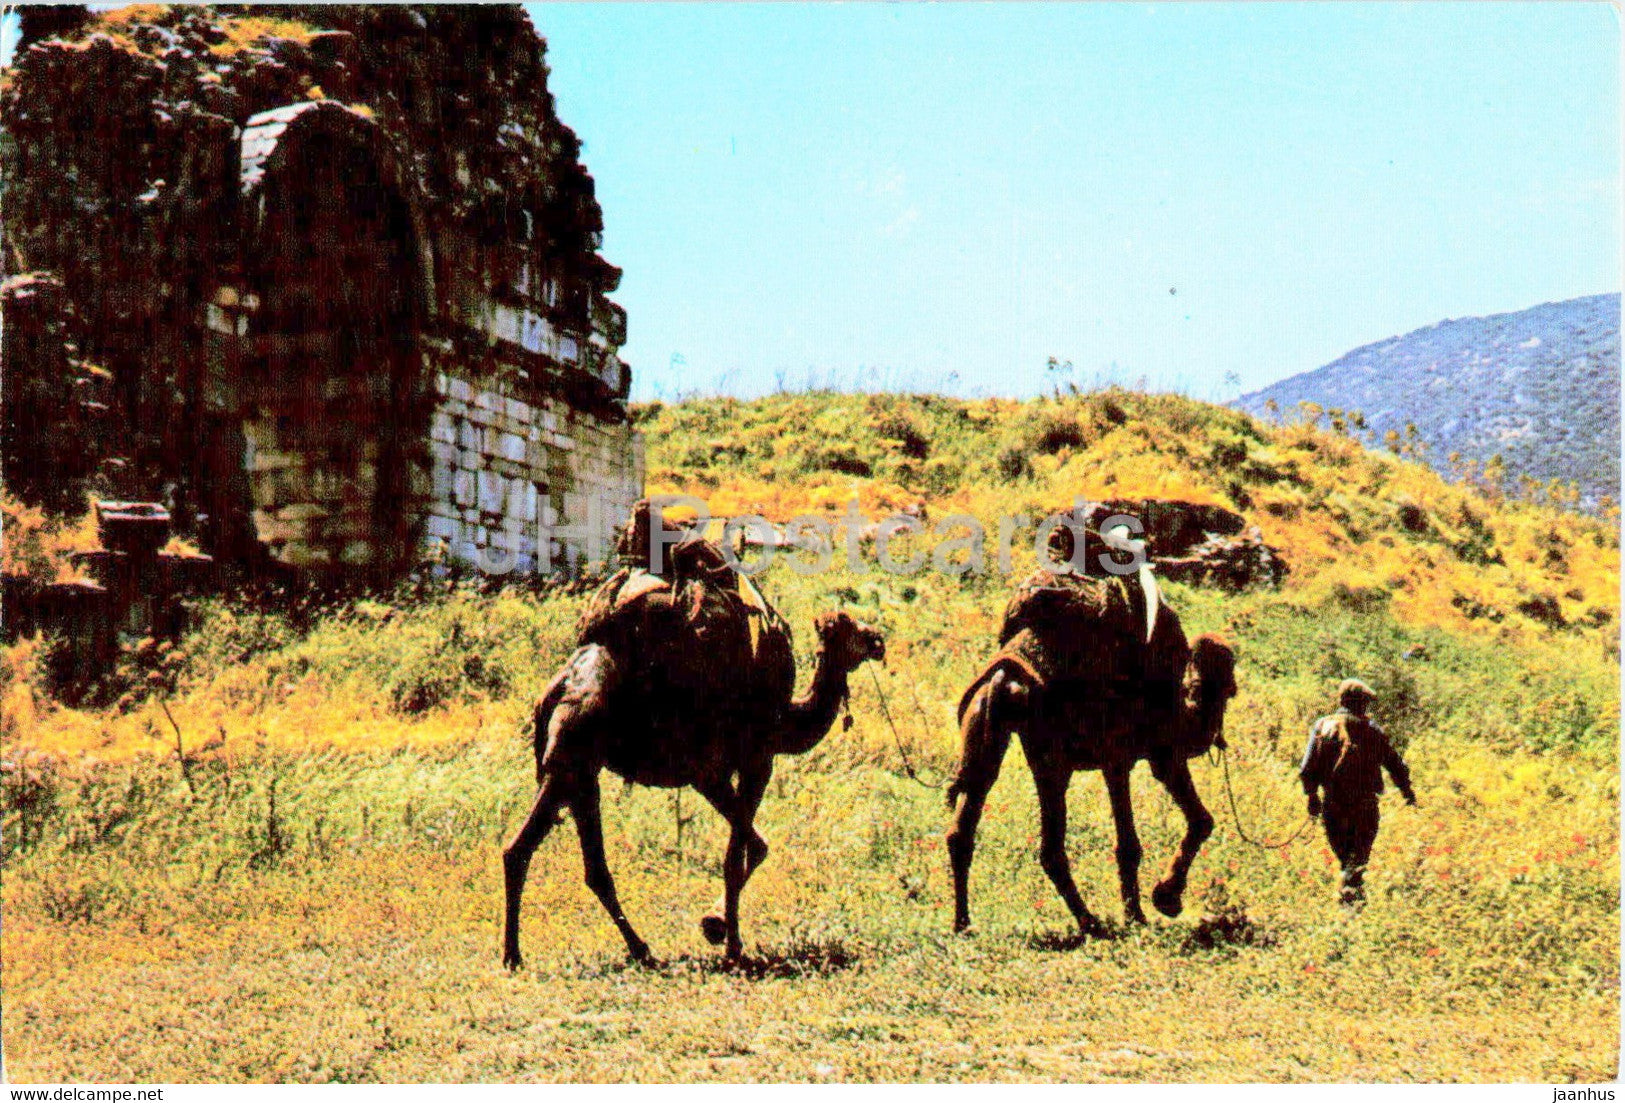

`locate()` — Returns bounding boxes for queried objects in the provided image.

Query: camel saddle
[958,562,1169,723]
[578,513,792,678]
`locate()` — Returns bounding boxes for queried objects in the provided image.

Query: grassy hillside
[638,388,1619,641]
[2,390,1618,1081]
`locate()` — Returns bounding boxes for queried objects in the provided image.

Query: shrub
[996,444,1031,482]
[872,410,932,461]
[1028,412,1088,456]
[805,444,873,478]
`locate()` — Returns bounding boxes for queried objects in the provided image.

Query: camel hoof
[699,915,728,946]
[1125,906,1148,926]
[628,942,657,967]
[953,919,976,938]
[1078,915,1113,941]
[1151,881,1183,918]
[503,950,524,972]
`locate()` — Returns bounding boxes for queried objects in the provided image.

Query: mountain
[1236,294,1621,508]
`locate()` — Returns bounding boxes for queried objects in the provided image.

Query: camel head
[813,610,886,675]
[1183,633,1238,755]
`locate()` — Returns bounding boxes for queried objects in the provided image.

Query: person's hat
[1338,678,1376,707]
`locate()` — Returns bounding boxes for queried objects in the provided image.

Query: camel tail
[527,654,578,784]
[946,674,994,808]
[528,645,619,784]
[947,663,1026,808]
[955,653,1045,725]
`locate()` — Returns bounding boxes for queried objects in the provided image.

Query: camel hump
[617,571,672,606]
[957,651,1046,723]
[998,569,1136,646]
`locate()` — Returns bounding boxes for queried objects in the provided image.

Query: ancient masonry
[3,7,644,577]
[421,371,644,574]
[217,99,643,574]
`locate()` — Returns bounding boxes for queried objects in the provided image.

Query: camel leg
[504,645,623,969]
[501,775,568,970]
[1104,763,1147,924]
[694,776,770,947]
[716,765,771,962]
[1025,741,1108,939]
[1148,751,1214,918]
[946,682,1012,934]
[569,773,654,964]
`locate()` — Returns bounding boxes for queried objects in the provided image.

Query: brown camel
[501,559,884,969]
[946,562,1236,937]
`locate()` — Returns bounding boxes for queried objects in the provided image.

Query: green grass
[3,389,1618,1081]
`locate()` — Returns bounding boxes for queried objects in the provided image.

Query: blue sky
[3,5,1617,401]
[526,2,1620,401]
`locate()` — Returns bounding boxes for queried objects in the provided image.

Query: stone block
[457,419,481,452]
[453,469,476,507]
[478,470,504,514]
[250,451,299,471]
[204,303,234,335]
[308,468,346,502]
[281,541,335,569]
[254,516,298,545]
[430,412,455,444]
[279,502,327,522]
[498,431,527,463]
[424,513,456,541]
[432,461,454,500]
[250,478,280,512]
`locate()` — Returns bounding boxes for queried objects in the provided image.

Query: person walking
[1300,679,1416,905]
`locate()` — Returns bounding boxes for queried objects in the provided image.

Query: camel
[501,547,885,969]
[945,558,1237,937]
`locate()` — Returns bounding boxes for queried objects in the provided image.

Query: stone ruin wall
[424,369,643,575]
[233,359,642,575]
[2,5,643,579]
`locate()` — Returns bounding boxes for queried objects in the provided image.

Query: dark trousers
[1322,796,1380,904]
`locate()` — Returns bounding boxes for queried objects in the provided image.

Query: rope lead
[1214,744,1314,851]
[867,664,945,791]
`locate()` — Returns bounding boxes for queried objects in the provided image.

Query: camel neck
[778,648,849,756]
